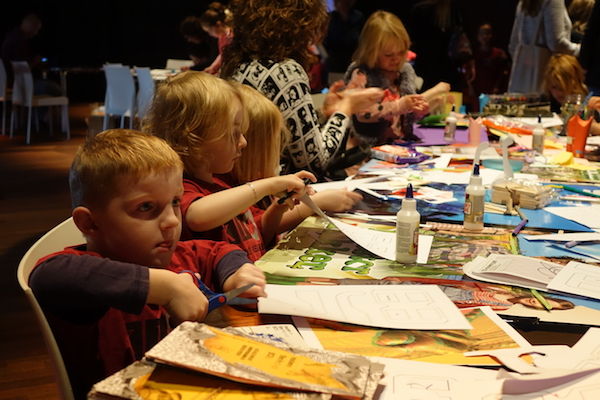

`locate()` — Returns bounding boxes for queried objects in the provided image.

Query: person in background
[508,0,580,94]
[1,13,61,95]
[579,0,600,95]
[220,0,384,180]
[29,129,265,398]
[472,23,510,109]
[344,10,447,145]
[568,0,595,43]
[143,71,316,261]
[179,16,218,71]
[200,1,233,75]
[543,54,600,135]
[323,0,365,74]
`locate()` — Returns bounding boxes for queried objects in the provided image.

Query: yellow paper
[444,91,463,114]
[204,326,348,390]
[301,308,521,365]
[135,366,302,400]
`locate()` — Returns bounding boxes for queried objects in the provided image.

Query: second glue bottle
[464,163,485,231]
[444,105,457,142]
[531,114,544,155]
[396,183,420,263]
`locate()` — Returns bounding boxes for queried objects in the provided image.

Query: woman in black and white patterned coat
[221,0,383,180]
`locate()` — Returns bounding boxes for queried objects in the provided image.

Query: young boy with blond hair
[29,129,266,399]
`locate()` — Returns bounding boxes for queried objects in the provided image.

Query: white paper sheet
[547,261,600,300]
[522,232,600,242]
[455,368,600,399]
[259,284,472,330]
[368,357,499,400]
[531,328,600,371]
[463,254,563,291]
[544,205,600,229]
[327,216,433,262]
[433,153,452,168]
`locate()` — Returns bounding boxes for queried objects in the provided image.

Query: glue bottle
[532,114,544,155]
[464,163,485,231]
[444,105,457,142]
[396,183,420,263]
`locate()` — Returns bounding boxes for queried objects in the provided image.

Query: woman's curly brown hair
[221,0,329,78]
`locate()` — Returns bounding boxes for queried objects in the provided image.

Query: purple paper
[413,125,489,146]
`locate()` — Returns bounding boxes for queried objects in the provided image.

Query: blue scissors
[179,270,257,312]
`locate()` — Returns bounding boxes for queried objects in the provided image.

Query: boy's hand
[223,263,267,299]
[149,270,208,324]
[312,189,363,212]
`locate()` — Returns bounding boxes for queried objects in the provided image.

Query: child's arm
[30,254,208,323]
[277,189,363,233]
[185,171,315,233]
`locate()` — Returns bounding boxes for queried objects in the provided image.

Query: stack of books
[88,322,384,399]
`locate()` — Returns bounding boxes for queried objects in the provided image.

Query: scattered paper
[259,284,471,330]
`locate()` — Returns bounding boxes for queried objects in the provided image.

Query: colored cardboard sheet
[293,307,529,366]
[256,216,515,281]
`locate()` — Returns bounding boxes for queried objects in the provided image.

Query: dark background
[1,0,521,102]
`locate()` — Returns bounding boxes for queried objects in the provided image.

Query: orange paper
[566,114,593,158]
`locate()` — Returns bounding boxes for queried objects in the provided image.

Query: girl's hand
[312,189,363,212]
[222,263,267,298]
[390,94,429,115]
[266,171,316,208]
[588,96,600,112]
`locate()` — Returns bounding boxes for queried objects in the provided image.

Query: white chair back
[9,61,70,144]
[135,67,155,120]
[0,59,7,135]
[10,61,34,107]
[103,65,135,129]
[0,59,7,99]
[16,217,84,400]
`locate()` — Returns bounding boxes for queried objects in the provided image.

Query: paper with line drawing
[258,284,471,330]
[548,261,600,300]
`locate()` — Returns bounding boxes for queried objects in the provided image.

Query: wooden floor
[0,104,93,400]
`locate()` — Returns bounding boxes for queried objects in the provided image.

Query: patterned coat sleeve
[233,59,350,176]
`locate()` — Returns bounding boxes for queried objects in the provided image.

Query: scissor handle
[178,270,228,312]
